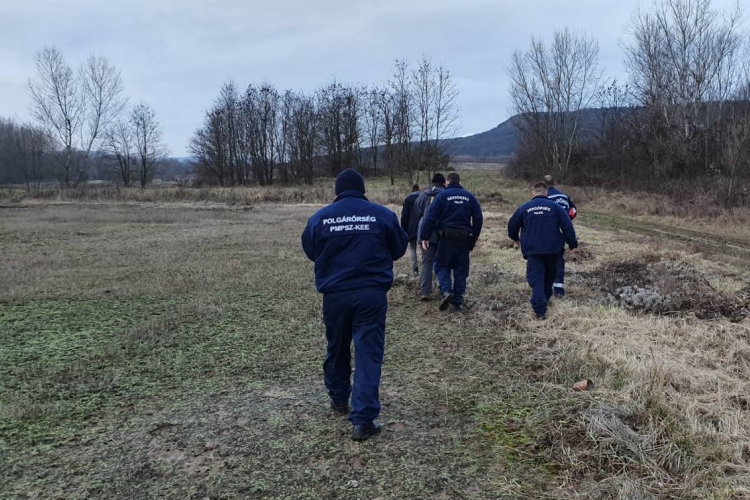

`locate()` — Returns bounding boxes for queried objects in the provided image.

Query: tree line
[0,47,170,189]
[188,56,459,186]
[508,0,750,204]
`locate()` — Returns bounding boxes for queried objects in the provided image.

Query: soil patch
[579,257,749,321]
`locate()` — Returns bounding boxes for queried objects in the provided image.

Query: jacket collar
[334,190,368,203]
[445,183,463,190]
[532,194,548,200]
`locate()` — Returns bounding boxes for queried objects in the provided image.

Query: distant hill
[444,116,521,158]
[445,108,622,159]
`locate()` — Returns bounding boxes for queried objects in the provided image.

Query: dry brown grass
[0,170,509,209]
[490,219,750,497]
[2,187,750,498]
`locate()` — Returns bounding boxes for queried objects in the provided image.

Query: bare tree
[412,56,435,180]
[189,107,229,186]
[27,48,81,186]
[187,57,458,186]
[287,92,318,184]
[131,103,168,188]
[624,0,743,178]
[317,81,361,176]
[103,120,136,186]
[27,47,126,186]
[363,86,382,175]
[508,28,603,178]
[390,60,415,182]
[721,46,750,199]
[376,89,398,185]
[433,63,460,168]
[243,84,280,185]
[0,119,53,190]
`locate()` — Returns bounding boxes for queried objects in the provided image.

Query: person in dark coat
[301,169,408,441]
[420,172,483,313]
[400,184,421,276]
[415,173,446,300]
[508,182,578,320]
[543,175,577,298]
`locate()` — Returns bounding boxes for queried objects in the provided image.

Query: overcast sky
[0,0,740,156]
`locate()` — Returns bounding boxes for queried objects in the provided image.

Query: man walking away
[414,173,447,300]
[421,172,483,313]
[543,174,577,298]
[400,184,421,276]
[301,169,408,441]
[508,182,578,320]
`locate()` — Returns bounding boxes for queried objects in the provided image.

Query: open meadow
[2,172,750,499]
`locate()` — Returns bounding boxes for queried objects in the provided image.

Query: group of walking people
[301,168,578,441]
[400,172,483,313]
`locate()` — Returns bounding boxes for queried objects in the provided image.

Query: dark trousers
[419,243,438,296]
[554,252,565,296]
[322,288,387,425]
[435,240,470,305]
[526,254,558,316]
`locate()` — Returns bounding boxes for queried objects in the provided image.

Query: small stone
[347,480,360,488]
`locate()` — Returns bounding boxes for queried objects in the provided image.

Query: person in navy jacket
[508,182,578,319]
[420,172,483,313]
[301,169,408,441]
[543,174,577,298]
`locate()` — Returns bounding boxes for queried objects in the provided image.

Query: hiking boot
[352,422,382,442]
[439,292,455,311]
[330,400,350,416]
[420,294,430,301]
[536,313,547,321]
[413,268,419,277]
[451,303,466,314]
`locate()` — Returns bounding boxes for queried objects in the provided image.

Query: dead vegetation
[576,256,750,321]
[3,193,750,498]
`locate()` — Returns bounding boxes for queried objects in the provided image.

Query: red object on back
[568,208,577,220]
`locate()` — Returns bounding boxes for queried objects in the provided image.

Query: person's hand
[513,240,520,250]
[421,240,430,251]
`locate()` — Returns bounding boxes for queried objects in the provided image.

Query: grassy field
[2,173,750,499]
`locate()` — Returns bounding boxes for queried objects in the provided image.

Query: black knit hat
[335,169,366,195]
[431,173,446,184]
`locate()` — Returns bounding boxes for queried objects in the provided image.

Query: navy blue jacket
[421,184,483,244]
[301,191,408,294]
[547,186,577,219]
[400,191,421,241]
[508,195,578,258]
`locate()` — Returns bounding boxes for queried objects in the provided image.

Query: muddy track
[584,211,750,265]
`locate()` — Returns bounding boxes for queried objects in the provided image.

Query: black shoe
[330,401,350,416]
[439,292,455,311]
[352,422,382,441]
[413,269,419,277]
[451,303,465,313]
[536,313,547,321]
[420,294,430,301]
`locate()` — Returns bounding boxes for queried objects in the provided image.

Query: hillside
[445,115,521,158]
[446,108,619,159]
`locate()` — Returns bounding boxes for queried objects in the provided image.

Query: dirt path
[584,211,750,265]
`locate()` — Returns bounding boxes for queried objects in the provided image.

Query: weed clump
[607,285,671,313]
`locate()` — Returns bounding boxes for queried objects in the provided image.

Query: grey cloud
[0,0,741,155]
